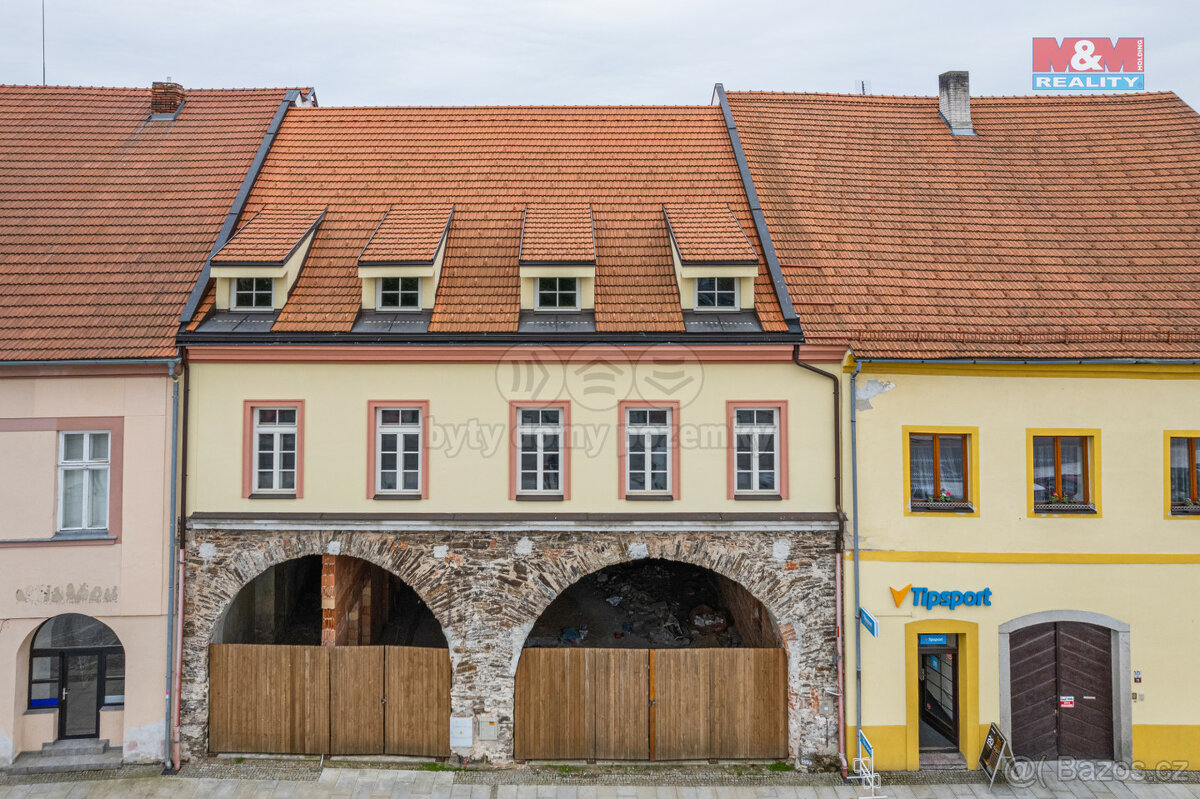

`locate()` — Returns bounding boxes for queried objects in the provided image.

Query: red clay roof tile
[358,204,453,265]
[727,90,1200,358]
[519,204,595,264]
[0,84,292,360]
[664,204,757,264]
[213,205,325,264]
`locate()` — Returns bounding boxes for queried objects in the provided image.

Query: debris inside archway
[524,559,779,649]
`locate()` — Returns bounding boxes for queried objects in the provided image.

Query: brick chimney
[937,71,974,135]
[150,80,185,115]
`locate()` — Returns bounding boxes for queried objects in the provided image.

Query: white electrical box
[478,714,498,740]
[450,714,474,747]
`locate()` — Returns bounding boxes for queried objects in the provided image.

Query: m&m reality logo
[1032,38,1144,91]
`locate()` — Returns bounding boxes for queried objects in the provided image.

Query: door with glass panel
[28,614,125,740]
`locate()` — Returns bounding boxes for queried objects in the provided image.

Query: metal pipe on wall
[161,360,181,771]
[849,358,863,767]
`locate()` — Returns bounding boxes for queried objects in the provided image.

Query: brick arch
[506,537,796,655]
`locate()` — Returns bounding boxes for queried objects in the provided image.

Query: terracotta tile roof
[664,204,757,264]
[726,90,1200,358]
[190,105,784,333]
[212,206,325,264]
[519,204,595,264]
[359,204,453,265]
[0,84,293,360]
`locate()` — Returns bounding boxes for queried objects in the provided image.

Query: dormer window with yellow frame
[663,205,760,324]
[902,425,979,516]
[357,204,453,314]
[210,206,325,313]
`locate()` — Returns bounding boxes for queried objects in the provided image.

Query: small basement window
[536,277,579,310]
[232,277,273,310]
[696,277,737,309]
[378,277,421,310]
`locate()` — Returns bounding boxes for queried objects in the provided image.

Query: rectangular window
[28,655,59,708]
[254,407,298,493]
[626,408,671,495]
[518,408,563,495]
[232,277,273,310]
[1032,435,1093,510]
[376,407,422,494]
[58,431,109,533]
[909,433,969,509]
[1169,436,1200,514]
[696,277,737,309]
[378,276,421,310]
[733,408,778,494]
[536,277,579,310]
[103,653,125,706]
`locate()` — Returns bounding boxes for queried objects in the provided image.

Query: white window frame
[625,408,672,495]
[376,407,423,495]
[57,431,110,533]
[733,407,780,495]
[535,277,580,311]
[377,276,422,311]
[253,407,298,494]
[231,277,274,311]
[695,276,738,311]
[517,408,564,495]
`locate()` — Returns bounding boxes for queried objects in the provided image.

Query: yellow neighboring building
[727,75,1200,770]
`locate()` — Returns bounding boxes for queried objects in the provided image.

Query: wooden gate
[1010,622,1114,760]
[209,644,450,756]
[514,648,785,761]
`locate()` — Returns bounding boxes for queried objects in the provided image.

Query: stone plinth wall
[180,524,840,765]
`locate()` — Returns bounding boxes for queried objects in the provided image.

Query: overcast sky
[0,0,1195,108]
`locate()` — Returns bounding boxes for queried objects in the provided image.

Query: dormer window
[379,276,421,310]
[232,277,273,311]
[696,277,737,310]
[536,277,579,311]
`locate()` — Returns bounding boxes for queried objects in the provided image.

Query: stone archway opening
[212,553,446,647]
[523,558,782,650]
[515,558,787,761]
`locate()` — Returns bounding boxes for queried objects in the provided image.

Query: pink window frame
[366,400,431,499]
[726,400,789,499]
[242,400,305,499]
[617,399,681,500]
[509,400,571,500]
[0,416,124,545]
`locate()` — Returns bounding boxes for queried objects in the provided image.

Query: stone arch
[997,609,1132,764]
[191,532,454,651]
[502,537,803,659]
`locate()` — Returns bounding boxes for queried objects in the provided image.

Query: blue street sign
[919,633,948,646]
[859,729,873,759]
[859,607,879,638]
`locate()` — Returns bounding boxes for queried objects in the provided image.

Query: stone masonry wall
[181,524,840,766]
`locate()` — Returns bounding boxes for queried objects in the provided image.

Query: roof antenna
[854,79,871,95]
[41,0,46,85]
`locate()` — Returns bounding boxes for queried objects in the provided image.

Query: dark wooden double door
[1010,622,1114,760]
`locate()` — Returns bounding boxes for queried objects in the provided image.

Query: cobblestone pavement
[1,764,1199,799]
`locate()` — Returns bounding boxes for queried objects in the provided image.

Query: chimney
[150,80,185,116]
[937,71,974,135]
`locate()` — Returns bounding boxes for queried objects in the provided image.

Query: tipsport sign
[890,583,993,611]
[1032,37,1144,91]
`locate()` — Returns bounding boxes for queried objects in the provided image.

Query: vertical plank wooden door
[652,649,712,760]
[592,649,650,760]
[385,646,451,757]
[331,646,385,754]
[709,648,788,759]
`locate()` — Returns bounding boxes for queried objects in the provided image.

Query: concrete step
[7,745,121,775]
[41,738,110,756]
[920,750,968,771]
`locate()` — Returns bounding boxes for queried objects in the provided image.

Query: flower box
[1170,504,1200,516]
[1033,502,1097,515]
[910,501,975,513]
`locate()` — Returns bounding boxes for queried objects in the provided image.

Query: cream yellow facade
[842,362,1200,771]
[0,366,178,765]
[185,352,838,515]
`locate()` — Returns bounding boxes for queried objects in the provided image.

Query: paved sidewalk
[1,765,1199,799]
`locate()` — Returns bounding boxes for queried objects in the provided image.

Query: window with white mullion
[378,277,421,310]
[518,408,562,494]
[734,408,778,494]
[377,408,422,494]
[626,408,671,494]
[58,431,110,532]
[696,277,738,309]
[232,277,274,310]
[253,407,297,493]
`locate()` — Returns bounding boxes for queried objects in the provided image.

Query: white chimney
[938,71,975,135]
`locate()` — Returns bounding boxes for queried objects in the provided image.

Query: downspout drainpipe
[162,359,181,772]
[849,358,864,771]
[170,356,191,770]
[790,345,846,775]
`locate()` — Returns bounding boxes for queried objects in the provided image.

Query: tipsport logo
[1032,38,1144,91]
